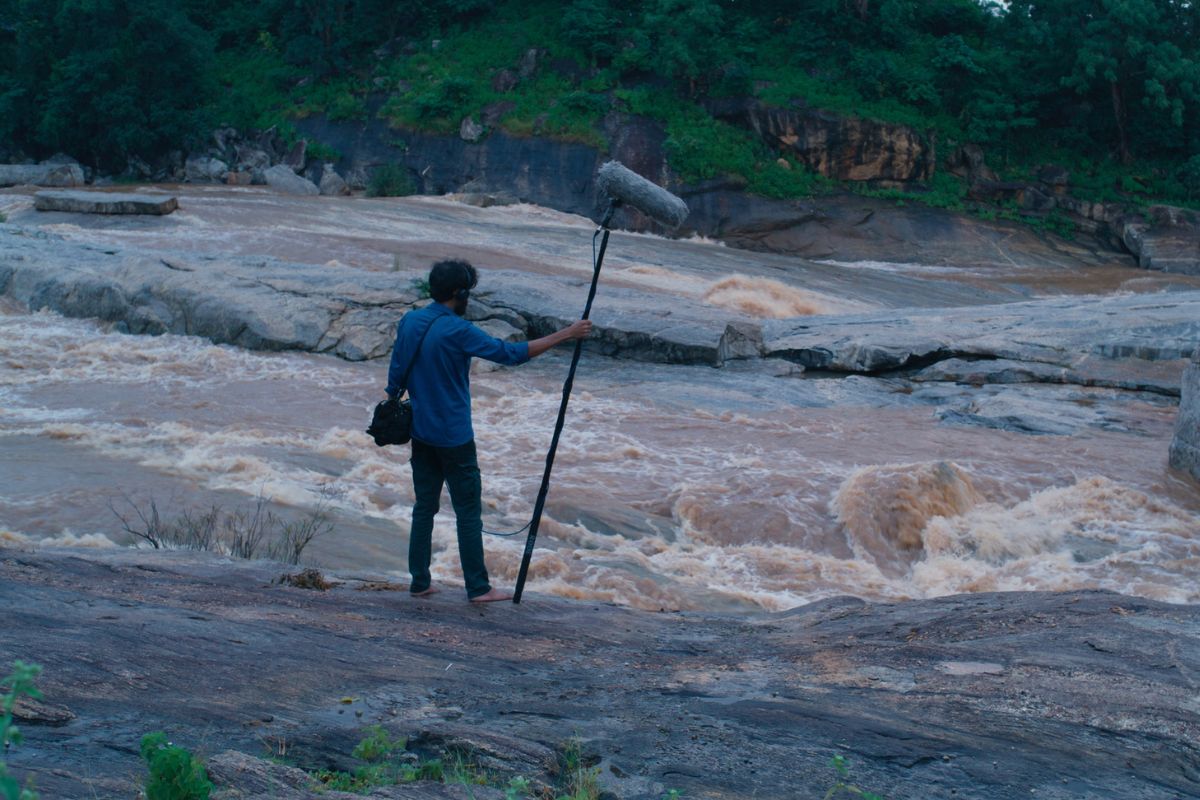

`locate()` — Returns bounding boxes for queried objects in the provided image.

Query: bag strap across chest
[398,314,443,397]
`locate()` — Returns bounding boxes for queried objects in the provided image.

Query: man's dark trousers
[409,438,491,598]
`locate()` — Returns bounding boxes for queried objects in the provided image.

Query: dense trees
[0,0,1195,183]
[0,0,215,170]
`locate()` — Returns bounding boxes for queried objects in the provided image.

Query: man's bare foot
[410,585,441,597]
[469,588,512,603]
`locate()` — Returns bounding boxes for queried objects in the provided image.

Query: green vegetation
[1,662,41,800]
[0,0,1196,211]
[824,755,884,800]
[309,725,494,793]
[366,164,417,197]
[302,728,622,799]
[140,733,213,800]
[554,738,601,800]
[410,276,432,298]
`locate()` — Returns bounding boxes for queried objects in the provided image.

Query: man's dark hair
[429,260,478,302]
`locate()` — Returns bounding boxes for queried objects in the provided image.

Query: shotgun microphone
[596,161,689,229]
[512,160,688,604]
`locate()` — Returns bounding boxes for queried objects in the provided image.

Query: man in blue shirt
[386,260,591,603]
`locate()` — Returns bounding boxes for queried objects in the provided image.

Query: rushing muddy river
[2,187,1198,611]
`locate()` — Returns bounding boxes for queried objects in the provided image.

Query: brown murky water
[2,188,1198,610]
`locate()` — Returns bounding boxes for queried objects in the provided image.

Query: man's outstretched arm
[527,320,592,358]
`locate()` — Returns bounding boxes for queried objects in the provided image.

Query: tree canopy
[0,0,1195,183]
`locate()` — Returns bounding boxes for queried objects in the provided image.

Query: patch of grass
[366,164,417,198]
[141,732,213,800]
[855,169,968,212]
[1,662,42,800]
[306,140,341,163]
[505,776,533,800]
[309,726,483,793]
[752,64,961,141]
[554,739,601,800]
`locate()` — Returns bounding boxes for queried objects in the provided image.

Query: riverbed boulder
[1169,349,1200,480]
[0,163,85,187]
[234,143,272,173]
[946,143,997,184]
[1122,205,1200,275]
[33,190,178,215]
[185,155,229,183]
[319,164,350,196]
[264,164,320,196]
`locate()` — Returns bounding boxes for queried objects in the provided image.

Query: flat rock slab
[2,547,1198,800]
[34,190,178,215]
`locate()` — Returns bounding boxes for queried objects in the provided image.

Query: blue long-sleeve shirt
[386,303,530,447]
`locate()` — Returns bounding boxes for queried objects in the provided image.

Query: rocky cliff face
[1170,350,1200,480]
[292,112,1150,270]
[707,98,934,183]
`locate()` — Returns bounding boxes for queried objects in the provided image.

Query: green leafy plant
[306,141,341,163]
[823,755,884,800]
[1,662,42,800]
[140,732,213,800]
[410,277,432,299]
[366,164,417,198]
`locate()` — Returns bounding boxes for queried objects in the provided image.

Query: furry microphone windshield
[596,160,689,229]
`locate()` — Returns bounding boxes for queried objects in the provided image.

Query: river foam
[3,302,1197,611]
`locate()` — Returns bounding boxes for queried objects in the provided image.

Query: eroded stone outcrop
[1170,350,1200,480]
[709,98,934,183]
[764,292,1200,396]
[1123,204,1200,275]
[0,162,85,188]
[0,228,744,364]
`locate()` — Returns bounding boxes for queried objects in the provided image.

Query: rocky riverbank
[3,546,1199,800]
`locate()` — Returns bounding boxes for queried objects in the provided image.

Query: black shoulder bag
[366,316,442,447]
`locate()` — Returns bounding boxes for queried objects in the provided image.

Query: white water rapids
[2,188,1198,611]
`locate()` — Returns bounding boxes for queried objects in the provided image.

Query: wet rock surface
[1170,350,1200,480]
[3,547,1198,799]
[764,292,1200,394]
